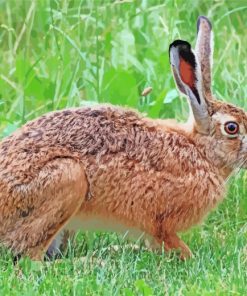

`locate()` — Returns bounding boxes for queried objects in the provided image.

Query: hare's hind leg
[5,158,88,261]
[46,229,75,259]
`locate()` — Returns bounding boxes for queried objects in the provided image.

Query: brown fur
[0,17,246,260]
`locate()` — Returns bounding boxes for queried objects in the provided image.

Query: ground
[0,0,246,295]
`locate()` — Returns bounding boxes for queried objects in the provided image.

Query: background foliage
[0,0,246,295]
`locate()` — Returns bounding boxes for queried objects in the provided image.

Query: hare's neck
[192,134,234,181]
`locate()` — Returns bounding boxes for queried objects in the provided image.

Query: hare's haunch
[0,16,246,260]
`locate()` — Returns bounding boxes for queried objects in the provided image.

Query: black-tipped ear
[169,39,210,134]
[169,40,201,104]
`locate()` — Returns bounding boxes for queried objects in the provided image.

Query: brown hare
[0,16,246,261]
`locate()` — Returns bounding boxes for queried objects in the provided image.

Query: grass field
[0,0,247,295]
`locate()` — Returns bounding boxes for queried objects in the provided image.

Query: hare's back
[0,105,147,184]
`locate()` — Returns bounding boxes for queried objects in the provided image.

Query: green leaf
[102,69,139,107]
[163,89,178,104]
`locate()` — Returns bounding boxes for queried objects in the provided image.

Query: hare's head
[169,16,247,172]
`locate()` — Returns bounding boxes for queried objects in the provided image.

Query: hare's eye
[224,121,239,135]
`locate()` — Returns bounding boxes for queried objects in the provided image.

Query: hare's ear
[196,16,213,98]
[169,40,210,133]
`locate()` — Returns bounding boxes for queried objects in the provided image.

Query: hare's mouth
[242,159,247,169]
[237,154,247,169]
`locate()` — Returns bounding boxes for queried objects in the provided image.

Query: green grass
[0,0,247,295]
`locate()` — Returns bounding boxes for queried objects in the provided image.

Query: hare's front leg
[163,233,192,260]
[4,158,88,261]
[150,232,192,260]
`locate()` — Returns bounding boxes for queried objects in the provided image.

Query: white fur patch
[65,213,156,247]
[212,112,244,137]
